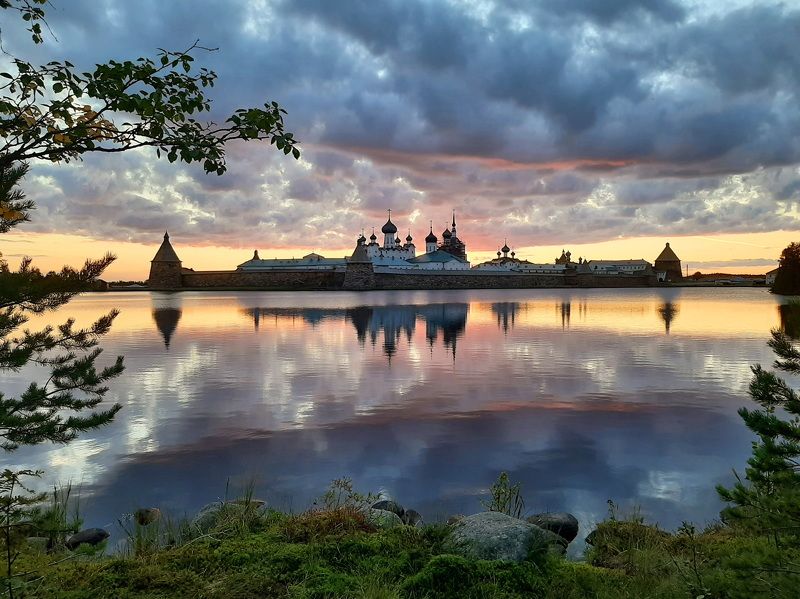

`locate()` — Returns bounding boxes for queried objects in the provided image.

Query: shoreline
[103,281,769,292]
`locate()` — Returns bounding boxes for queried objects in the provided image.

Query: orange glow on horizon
[22,288,786,342]
[3,229,794,280]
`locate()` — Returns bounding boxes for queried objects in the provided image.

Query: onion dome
[381,218,398,234]
[497,251,501,258]
[501,243,510,253]
[425,228,437,243]
[406,233,413,242]
[369,228,377,241]
[511,251,516,258]
[395,236,401,244]
[442,228,452,239]
[358,233,366,244]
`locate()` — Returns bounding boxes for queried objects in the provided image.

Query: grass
[4,477,800,597]
[5,502,799,598]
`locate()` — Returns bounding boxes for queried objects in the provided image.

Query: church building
[236,210,471,272]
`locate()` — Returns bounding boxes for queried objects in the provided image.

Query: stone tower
[148,231,183,289]
[343,236,375,290]
[655,242,682,282]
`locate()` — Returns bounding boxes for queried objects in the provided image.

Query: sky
[2,0,800,279]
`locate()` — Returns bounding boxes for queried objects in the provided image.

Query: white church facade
[236,212,471,273]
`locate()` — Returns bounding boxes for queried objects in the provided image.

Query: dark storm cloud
[537,0,686,24]
[4,0,800,248]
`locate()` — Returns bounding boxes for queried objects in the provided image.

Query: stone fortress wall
[163,266,655,291]
[148,231,665,292]
[180,269,344,290]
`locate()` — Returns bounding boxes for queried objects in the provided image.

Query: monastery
[148,211,682,290]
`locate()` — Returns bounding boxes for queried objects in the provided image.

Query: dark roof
[425,229,437,243]
[501,243,510,253]
[442,228,452,238]
[655,242,680,262]
[381,219,397,234]
[349,242,371,263]
[406,234,413,242]
[151,232,181,263]
[407,250,468,264]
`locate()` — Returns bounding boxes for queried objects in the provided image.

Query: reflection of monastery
[149,212,682,290]
[152,298,683,357]
[242,303,468,359]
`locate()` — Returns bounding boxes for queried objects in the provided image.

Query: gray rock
[446,512,566,562]
[446,514,465,526]
[368,508,403,529]
[134,507,162,526]
[66,528,109,550]
[526,512,579,543]
[402,509,424,527]
[371,500,404,518]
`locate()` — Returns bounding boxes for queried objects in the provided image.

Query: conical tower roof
[349,239,371,263]
[655,242,680,262]
[152,231,181,263]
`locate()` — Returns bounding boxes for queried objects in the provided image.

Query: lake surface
[4,287,797,546]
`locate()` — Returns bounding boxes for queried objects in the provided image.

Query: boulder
[134,507,162,526]
[66,528,109,550]
[368,508,403,530]
[371,499,404,518]
[526,512,579,543]
[402,509,424,527]
[446,514,465,526]
[446,512,566,562]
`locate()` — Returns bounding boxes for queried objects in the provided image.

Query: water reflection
[779,302,800,339]
[6,288,793,546]
[658,302,679,334]
[152,308,182,348]
[559,301,572,329]
[244,304,468,359]
[492,302,521,333]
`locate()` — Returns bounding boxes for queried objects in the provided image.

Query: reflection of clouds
[78,402,749,552]
[6,288,786,539]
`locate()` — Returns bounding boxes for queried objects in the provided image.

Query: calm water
[4,288,797,544]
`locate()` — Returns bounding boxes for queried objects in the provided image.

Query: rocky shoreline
[58,496,582,565]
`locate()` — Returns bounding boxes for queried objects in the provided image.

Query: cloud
[4,0,800,251]
[687,258,779,269]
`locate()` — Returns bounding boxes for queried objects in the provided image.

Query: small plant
[32,482,82,550]
[481,472,525,519]
[672,522,712,599]
[316,477,378,512]
[0,469,45,599]
[605,499,644,524]
[282,478,379,543]
[717,329,800,533]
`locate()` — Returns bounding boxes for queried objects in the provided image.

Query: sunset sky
[2,0,799,279]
